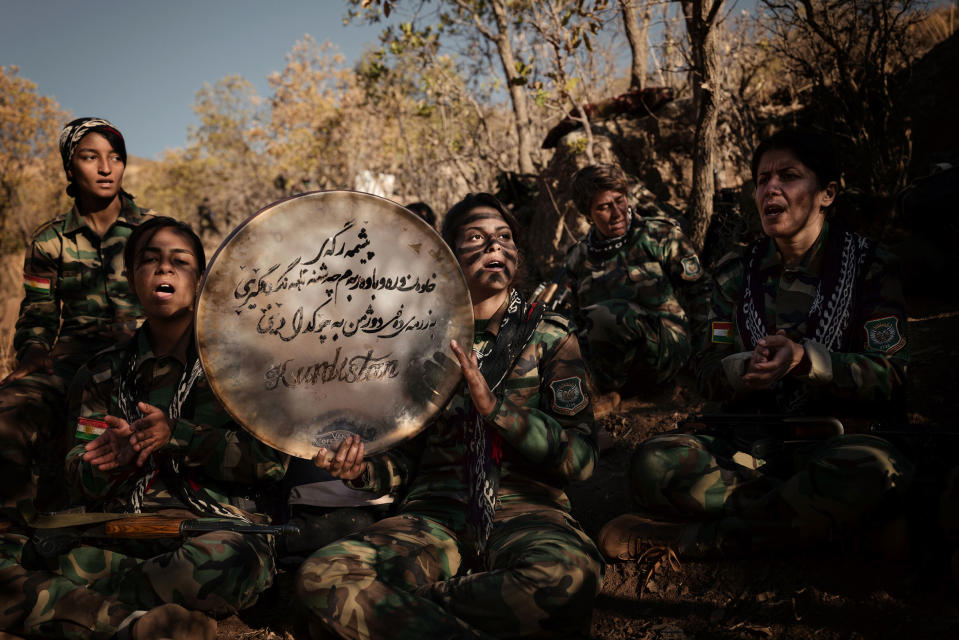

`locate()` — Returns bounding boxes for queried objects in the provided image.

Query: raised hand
[449,339,496,416]
[82,415,136,471]
[128,402,173,467]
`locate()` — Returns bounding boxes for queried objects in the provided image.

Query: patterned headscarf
[58,117,126,174]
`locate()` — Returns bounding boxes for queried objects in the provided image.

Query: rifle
[25,513,299,559]
[104,515,299,539]
[530,267,571,314]
[680,414,846,460]
[681,413,959,460]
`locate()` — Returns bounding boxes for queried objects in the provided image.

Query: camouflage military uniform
[0,195,153,515]
[563,207,710,391]
[0,525,144,640]
[297,299,604,640]
[630,222,913,550]
[0,325,289,638]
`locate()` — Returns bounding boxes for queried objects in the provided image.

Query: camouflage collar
[62,194,145,235]
[135,322,194,369]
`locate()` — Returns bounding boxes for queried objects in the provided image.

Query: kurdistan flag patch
[23,273,51,293]
[75,417,108,441]
[711,321,734,344]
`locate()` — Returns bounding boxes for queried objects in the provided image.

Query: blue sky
[0,0,383,159]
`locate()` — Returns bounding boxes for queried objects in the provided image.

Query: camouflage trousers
[0,520,275,638]
[576,299,690,391]
[0,532,137,639]
[296,500,604,640]
[0,361,77,517]
[629,432,914,552]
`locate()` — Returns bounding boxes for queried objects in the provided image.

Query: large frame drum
[195,191,473,458]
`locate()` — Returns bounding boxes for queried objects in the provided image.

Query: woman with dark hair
[0,117,154,517]
[296,193,604,640]
[599,128,912,560]
[562,163,710,396]
[0,217,289,639]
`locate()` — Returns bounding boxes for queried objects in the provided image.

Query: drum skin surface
[195,191,473,459]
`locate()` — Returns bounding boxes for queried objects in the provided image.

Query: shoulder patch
[75,417,107,441]
[711,321,734,344]
[681,255,703,281]
[23,273,51,293]
[864,316,905,354]
[549,376,588,416]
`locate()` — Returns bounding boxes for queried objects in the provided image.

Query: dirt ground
[214,293,959,640]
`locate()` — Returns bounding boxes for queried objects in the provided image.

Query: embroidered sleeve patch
[711,321,734,344]
[75,417,108,441]
[864,316,906,354]
[681,255,702,281]
[549,377,588,416]
[23,273,51,293]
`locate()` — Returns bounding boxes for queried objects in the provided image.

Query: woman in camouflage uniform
[297,193,604,640]
[562,164,710,394]
[0,118,154,517]
[0,217,290,638]
[600,128,912,560]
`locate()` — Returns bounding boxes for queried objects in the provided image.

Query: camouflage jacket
[65,325,289,515]
[13,195,153,362]
[563,209,711,343]
[353,299,598,513]
[695,222,908,420]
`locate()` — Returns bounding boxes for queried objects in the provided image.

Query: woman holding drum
[298,193,605,640]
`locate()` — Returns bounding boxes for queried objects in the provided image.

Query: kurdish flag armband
[75,417,108,441]
[23,273,51,294]
[711,321,734,344]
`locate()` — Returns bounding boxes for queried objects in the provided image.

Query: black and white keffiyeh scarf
[118,329,249,521]
[585,209,636,260]
[737,227,874,411]
[463,289,546,560]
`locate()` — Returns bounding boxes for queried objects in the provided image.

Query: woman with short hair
[297,193,604,640]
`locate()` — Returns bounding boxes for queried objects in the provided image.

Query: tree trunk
[619,0,649,90]
[489,0,536,175]
[682,0,722,252]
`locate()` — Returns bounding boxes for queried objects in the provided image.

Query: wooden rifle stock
[531,268,569,312]
[536,282,559,307]
[104,515,299,539]
[105,515,184,538]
